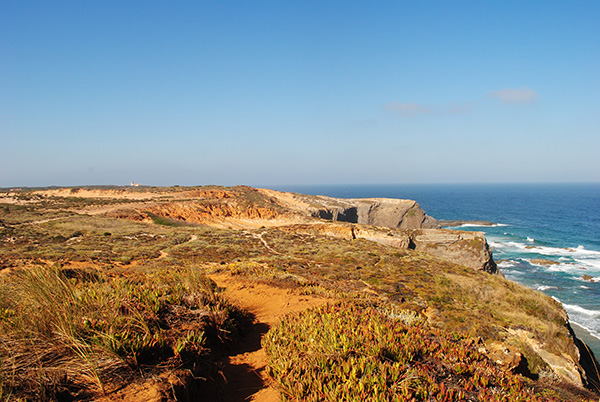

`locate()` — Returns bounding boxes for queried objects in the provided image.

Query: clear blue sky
[2,1,599,187]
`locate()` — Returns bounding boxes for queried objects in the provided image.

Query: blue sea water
[272,183,600,356]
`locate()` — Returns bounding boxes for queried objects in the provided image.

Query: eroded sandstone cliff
[275,192,440,229]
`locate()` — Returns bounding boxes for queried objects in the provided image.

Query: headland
[0,185,598,401]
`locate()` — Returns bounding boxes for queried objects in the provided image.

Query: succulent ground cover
[264,303,583,401]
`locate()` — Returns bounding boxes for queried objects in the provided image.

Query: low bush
[264,303,567,401]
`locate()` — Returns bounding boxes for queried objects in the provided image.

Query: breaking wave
[459,223,509,228]
[545,300,600,341]
[562,303,600,317]
[537,285,558,291]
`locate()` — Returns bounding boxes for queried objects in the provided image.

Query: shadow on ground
[198,322,271,402]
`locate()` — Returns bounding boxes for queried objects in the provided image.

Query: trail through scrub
[207,273,328,402]
[158,234,198,259]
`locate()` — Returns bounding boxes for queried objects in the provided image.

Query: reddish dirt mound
[150,202,281,222]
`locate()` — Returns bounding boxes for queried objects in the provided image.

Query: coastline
[571,322,600,362]
[273,184,600,361]
[445,221,600,357]
[2,184,599,399]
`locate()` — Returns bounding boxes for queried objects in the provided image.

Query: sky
[1,1,599,187]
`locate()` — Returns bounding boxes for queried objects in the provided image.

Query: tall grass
[0,266,113,398]
[0,264,251,400]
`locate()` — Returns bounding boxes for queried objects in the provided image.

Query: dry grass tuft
[0,264,252,400]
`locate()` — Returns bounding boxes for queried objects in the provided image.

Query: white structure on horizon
[130,181,141,187]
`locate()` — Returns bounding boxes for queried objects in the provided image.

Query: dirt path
[20,216,69,226]
[244,231,280,255]
[208,273,328,402]
[158,234,198,259]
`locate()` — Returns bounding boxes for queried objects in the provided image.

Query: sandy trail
[243,231,280,255]
[207,273,328,402]
[158,234,198,259]
[14,216,69,226]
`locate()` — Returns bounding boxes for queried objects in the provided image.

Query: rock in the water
[530,258,561,266]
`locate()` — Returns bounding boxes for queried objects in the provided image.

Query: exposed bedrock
[311,198,439,229]
[303,196,497,273]
[283,223,498,274]
[409,229,498,274]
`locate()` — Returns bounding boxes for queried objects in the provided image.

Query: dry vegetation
[0,186,598,401]
[0,264,252,400]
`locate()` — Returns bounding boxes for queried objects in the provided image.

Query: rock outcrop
[409,229,498,274]
[309,197,439,229]
[508,328,585,386]
[279,223,498,274]
[301,196,498,273]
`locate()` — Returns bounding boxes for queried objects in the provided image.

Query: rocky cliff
[308,197,439,229]
[256,189,439,229]
[300,195,497,273]
[409,229,498,273]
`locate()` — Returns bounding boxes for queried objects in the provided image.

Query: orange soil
[208,273,329,402]
[96,273,327,402]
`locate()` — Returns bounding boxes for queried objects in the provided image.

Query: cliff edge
[259,189,496,273]
[309,197,439,229]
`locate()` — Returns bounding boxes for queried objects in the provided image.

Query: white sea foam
[459,223,509,228]
[562,303,600,317]
[526,237,534,242]
[498,260,517,268]
[537,285,558,291]
[575,258,600,270]
[492,240,600,280]
[570,320,600,341]
[500,241,600,262]
[557,301,600,338]
[545,264,593,278]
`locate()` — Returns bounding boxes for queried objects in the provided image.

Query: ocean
[271,183,600,357]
